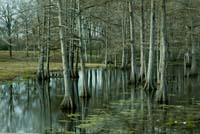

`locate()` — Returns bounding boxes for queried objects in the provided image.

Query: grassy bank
[0,51,105,82]
[0,61,63,81]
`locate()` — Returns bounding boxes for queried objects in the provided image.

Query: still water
[0,67,200,134]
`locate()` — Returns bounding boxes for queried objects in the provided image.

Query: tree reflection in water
[0,67,200,133]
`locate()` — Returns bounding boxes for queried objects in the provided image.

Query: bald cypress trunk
[105,29,108,68]
[115,54,117,68]
[139,0,146,82]
[156,0,167,103]
[8,32,12,58]
[156,4,161,84]
[121,2,127,70]
[77,0,90,98]
[6,4,12,58]
[105,3,109,69]
[121,18,126,69]
[190,17,197,76]
[144,0,156,91]
[38,43,44,80]
[89,23,92,63]
[25,19,29,57]
[129,0,137,84]
[45,0,51,79]
[75,47,79,78]
[37,0,44,80]
[58,0,75,110]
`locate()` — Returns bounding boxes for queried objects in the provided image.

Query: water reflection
[0,67,200,133]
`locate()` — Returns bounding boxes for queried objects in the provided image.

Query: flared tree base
[121,67,128,71]
[114,66,120,69]
[138,74,146,84]
[144,82,156,92]
[189,71,198,77]
[155,89,168,104]
[37,72,44,81]
[128,79,137,86]
[128,72,137,86]
[60,96,76,112]
[71,72,79,80]
[80,90,91,98]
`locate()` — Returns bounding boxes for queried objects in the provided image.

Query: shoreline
[0,61,106,83]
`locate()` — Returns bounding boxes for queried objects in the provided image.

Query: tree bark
[84,29,88,63]
[38,44,45,80]
[156,0,167,103]
[121,19,126,69]
[139,0,146,82]
[46,0,51,79]
[144,0,156,91]
[75,47,79,78]
[8,30,12,58]
[129,0,137,84]
[7,4,12,58]
[115,54,117,68]
[77,0,90,98]
[58,0,75,110]
[89,23,92,63]
[157,3,161,84]
[190,16,197,76]
[68,0,76,78]
[25,19,29,57]
[37,0,44,80]
[105,24,108,68]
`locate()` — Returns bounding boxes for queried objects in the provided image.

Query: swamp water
[0,67,200,134]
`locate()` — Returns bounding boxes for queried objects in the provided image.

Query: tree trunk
[6,5,13,58]
[129,0,137,84]
[190,17,197,76]
[115,54,117,68]
[144,0,156,91]
[139,0,146,82]
[58,0,75,110]
[25,19,29,57]
[37,0,44,80]
[75,47,79,78]
[105,28,108,68]
[156,0,167,103]
[121,9,126,69]
[84,34,88,63]
[69,41,75,78]
[38,44,45,80]
[69,0,76,78]
[157,4,161,84]
[77,0,90,98]
[46,0,51,79]
[8,24,12,58]
[89,23,92,63]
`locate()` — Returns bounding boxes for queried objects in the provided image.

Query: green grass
[0,61,63,82]
[0,51,105,82]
